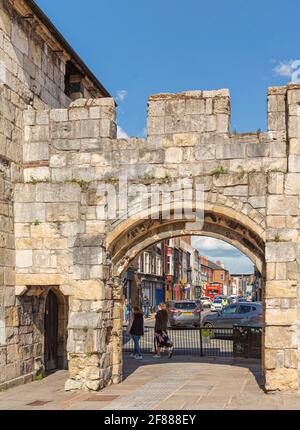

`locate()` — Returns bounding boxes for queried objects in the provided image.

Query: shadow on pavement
[122,352,263,391]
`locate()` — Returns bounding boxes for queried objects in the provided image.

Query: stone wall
[0,0,299,394]
[0,0,70,109]
[9,85,300,392]
[0,83,24,388]
[0,0,109,389]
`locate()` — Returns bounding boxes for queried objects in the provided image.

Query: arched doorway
[105,204,266,388]
[44,290,59,371]
[44,288,68,373]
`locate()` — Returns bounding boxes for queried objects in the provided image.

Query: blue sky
[36,0,299,137]
[35,0,297,273]
[191,237,253,274]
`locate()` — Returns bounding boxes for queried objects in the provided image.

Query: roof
[23,0,111,98]
[206,260,227,271]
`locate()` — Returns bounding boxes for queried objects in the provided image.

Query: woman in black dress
[154,303,173,358]
[128,306,144,360]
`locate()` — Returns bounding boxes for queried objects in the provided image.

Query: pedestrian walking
[127,306,144,360]
[143,295,150,319]
[153,303,173,359]
[222,297,228,308]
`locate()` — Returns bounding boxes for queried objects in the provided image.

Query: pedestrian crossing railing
[122,325,262,358]
[122,325,234,357]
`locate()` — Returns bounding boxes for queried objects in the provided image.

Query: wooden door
[44,291,58,371]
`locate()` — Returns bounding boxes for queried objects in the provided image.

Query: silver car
[202,302,263,328]
[167,301,201,328]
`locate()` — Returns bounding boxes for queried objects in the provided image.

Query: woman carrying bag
[153,303,173,358]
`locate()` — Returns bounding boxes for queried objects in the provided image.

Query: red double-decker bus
[205,283,223,299]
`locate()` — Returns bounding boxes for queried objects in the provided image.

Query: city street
[140,308,212,328]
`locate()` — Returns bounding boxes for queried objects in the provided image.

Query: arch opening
[108,206,265,390]
[108,205,265,280]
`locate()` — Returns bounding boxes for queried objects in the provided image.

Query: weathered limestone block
[265,326,297,349]
[185,99,205,115]
[165,99,186,116]
[11,22,28,55]
[165,147,183,163]
[5,307,20,327]
[23,142,49,162]
[248,196,266,208]
[24,125,50,142]
[16,250,32,268]
[36,183,81,203]
[14,184,36,203]
[268,112,286,132]
[14,203,45,223]
[268,94,286,112]
[266,369,298,391]
[216,143,246,159]
[73,247,104,265]
[288,155,300,172]
[247,143,270,158]
[24,167,50,183]
[289,138,300,156]
[212,173,247,187]
[268,172,284,194]
[46,203,79,222]
[68,312,104,332]
[267,195,298,215]
[147,116,164,135]
[265,280,297,298]
[60,280,106,300]
[194,144,215,160]
[284,349,298,369]
[265,308,297,325]
[266,243,297,263]
[223,185,248,196]
[265,349,284,369]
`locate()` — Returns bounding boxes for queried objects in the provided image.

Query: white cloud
[116,90,128,102]
[273,60,294,78]
[191,236,254,274]
[117,125,129,139]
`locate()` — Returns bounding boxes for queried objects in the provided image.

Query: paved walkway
[0,354,300,410]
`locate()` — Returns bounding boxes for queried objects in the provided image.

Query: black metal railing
[122,326,234,357]
[233,325,262,359]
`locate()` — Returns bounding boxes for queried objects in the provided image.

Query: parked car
[166,301,201,328]
[236,297,248,303]
[228,295,237,304]
[199,297,212,308]
[202,302,263,329]
[211,298,223,312]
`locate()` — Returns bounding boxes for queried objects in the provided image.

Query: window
[223,305,237,314]
[151,255,155,274]
[174,302,196,310]
[156,256,162,276]
[220,273,224,280]
[238,305,251,314]
[138,255,143,272]
[64,61,84,98]
[166,255,173,275]
[144,253,150,274]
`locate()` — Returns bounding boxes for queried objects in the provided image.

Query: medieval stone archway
[9,84,300,393]
[105,203,266,390]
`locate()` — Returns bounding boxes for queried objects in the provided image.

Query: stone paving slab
[0,355,300,410]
